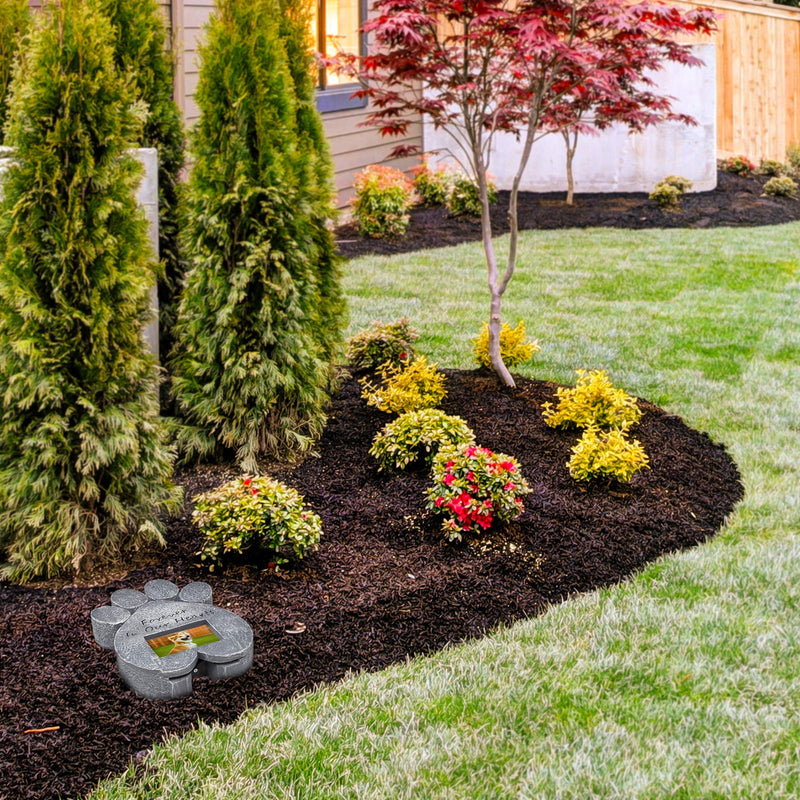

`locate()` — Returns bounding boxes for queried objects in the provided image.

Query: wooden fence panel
[684,0,800,161]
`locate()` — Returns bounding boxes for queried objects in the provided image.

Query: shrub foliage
[171,0,344,471]
[361,355,446,414]
[370,408,475,471]
[94,0,187,361]
[194,475,321,569]
[542,369,642,430]
[0,0,29,137]
[427,444,530,539]
[763,175,797,198]
[473,320,540,369]
[0,0,181,581]
[352,164,415,238]
[568,424,650,482]
[346,317,419,370]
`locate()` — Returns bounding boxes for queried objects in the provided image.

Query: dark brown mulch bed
[1,370,743,800]
[335,169,800,259]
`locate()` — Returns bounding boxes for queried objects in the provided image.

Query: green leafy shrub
[345,317,419,370]
[352,164,415,238]
[0,0,181,581]
[473,320,540,369]
[649,175,691,209]
[0,0,30,139]
[787,143,800,175]
[361,355,446,414]
[447,174,497,217]
[96,0,187,362]
[427,444,531,540]
[193,475,321,569]
[721,155,755,175]
[758,159,784,177]
[567,424,650,482]
[171,0,343,471]
[412,158,452,206]
[763,175,797,198]
[370,409,475,471]
[542,369,642,430]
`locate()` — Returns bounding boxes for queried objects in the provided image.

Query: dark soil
[0,370,743,800]
[335,169,800,259]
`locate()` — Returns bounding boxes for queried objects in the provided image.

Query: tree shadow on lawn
[0,370,743,800]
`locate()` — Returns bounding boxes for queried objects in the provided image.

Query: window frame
[315,0,368,114]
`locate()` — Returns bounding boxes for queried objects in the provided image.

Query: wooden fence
[683,0,800,161]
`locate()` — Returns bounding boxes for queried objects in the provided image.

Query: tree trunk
[563,128,578,205]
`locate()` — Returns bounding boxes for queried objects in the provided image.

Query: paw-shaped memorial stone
[90,579,253,700]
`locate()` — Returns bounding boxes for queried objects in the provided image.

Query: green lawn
[91,222,800,799]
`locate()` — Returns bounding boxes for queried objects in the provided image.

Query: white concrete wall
[424,43,717,193]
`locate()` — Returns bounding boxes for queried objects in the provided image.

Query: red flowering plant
[192,475,322,570]
[426,444,531,541]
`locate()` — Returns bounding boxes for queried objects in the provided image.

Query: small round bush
[649,182,682,209]
[568,424,650,483]
[370,408,475,471]
[721,155,755,175]
[661,175,693,193]
[763,175,797,198]
[345,317,419,370]
[447,174,497,217]
[352,164,415,238]
[193,475,322,569]
[360,355,446,414]
[542,369,642,430]
[758,159,784,177]
[473,320,540,369]
[427,444,531,540]
[413,159,452,206]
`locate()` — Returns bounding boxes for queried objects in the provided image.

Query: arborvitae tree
[171,0,342,471]
[278,0,345,371]
[0,0,182,581]
[0,0,30,138]
[92,0,186,363]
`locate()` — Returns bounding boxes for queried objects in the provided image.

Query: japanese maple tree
[331,0,715,386]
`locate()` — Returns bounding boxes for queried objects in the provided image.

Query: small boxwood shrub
[345,317,419,370]
[473,320,540,370]
[447,174,497,217]
[352,164,415,238]
[567,424,650,483]
[427,444,531,540]
[193,475,322,569]
[758,159,784,177]
[649,175,692,209]
[361,355,446,414]
[370,409,475,471]
[542,369,642,430]
[412,159,452,206]
[721,155,755,175]
[763,175,797,197]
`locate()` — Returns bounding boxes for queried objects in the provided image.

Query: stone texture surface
[90,580,254,700]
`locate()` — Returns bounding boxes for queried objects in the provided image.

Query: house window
[313,0,367,113]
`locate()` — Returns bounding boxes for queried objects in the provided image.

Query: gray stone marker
[91,579,253,700]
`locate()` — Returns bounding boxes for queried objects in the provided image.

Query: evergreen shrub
[567,424,650,482]
[758,159,784,177]
[542,369,642,430]
[0,0,29,136]
[360,355,446,414]
[171,0,344,471]
[447,174,497,217]
[427,444,530,540]
[473,320,540,369]
[345,317,419,370]
[94,0,187,361]
[194,475,321,569]
[763,175,797,197]
[412,158,452,206]
[370,408,475,471]
[352,164,415,238]
[0,0,181,581]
